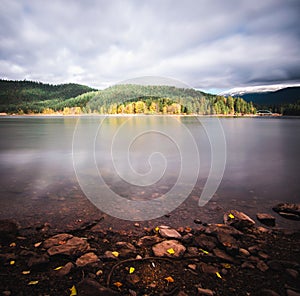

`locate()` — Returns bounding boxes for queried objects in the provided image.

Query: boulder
[152,240,186,258]
[224,210,255,230]
[256,213,276,226]
[273,203,300,220]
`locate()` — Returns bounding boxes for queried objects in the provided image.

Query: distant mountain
[221,86,300,105]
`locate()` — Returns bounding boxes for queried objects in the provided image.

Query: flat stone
[45,234,90,256]
[213,248,237,263]
[273,203,300,221]
[197,287,214,295]
[257,260,269,272]
[152,240,186,258]
[256,213,276,227]
[55,262,74,277]
[76,278,120,296]
[136,236,163,247]
[76,252,100,267]
[194,234,218,251]
[239,248,250,257]
[224,210,255,230]
[204,224,243,237]
[159,228,182,239]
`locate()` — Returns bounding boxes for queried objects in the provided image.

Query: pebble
[241,262,255,269]
[197,287,214,295]
[56,262,74,277]
[194,219,202,224]
[126,274,140,285]
[152,240,186,258]
[239,248,250,257]
[188,264,197,271]
[286,268,299,279]
[286,289,300,296]
[257,260,269,272]
[2,291,11,296]
[159,228,182,239]
[76,252,99,267]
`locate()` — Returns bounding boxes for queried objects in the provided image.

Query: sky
[0,0,300,93]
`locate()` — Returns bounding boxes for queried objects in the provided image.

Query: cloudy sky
[1,0,300,93]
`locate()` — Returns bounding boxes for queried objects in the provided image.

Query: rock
[241,262,255,269]
[194,219,202,224]
[204,224,243,237]
[256,213,276,226]
[260,289,281,296]
[27,253,49,268]
[44,234,90,256]
[257,260,269,272]
[177,292,188,296]
[188,264,197,271]
[286,268,299,279]
[2,291,11,296]
[43,233,73,248]
[239,248,250,257]
[76,252,100,267]
[76,278,120,296]
[213,248,237,263]
[217,233,238,250]
[286,290,300,296]
[136,236,163,247]
[186,247,199,257]
[116,242,137,258]
[55,262,74,277]
[159,228,182,239]
[126,274,140,285]
[224,210,255,230]
[258,251,269,260]
[197,287,214,295]
[152,240,186,258]
[103,251,119,260]
[194,234,217,251]
[273,203,300,220]
[200,263,218,274]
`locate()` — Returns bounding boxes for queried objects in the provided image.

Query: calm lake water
[0,116,299,230]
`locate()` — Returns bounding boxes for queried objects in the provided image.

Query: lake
[0,116,299,230]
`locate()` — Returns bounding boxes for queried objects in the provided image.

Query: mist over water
[0,116,299,228]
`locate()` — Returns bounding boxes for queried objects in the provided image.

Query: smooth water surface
[0,116,299,229]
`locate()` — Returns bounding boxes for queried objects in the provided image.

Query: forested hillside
[0,80,256,115]
[0,79,96,113]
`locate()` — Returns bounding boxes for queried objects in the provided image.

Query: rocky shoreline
[0,207,300,296]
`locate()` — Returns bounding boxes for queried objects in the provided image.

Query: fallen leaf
[22,270,30,275]
[154,226,159,232]
[199,248,209,254]
[228,213,235,219]
[113,282,123,288]
[28,280,39,285]
[54,266,63,270]
[167,248,175,255]
[111,251,119,257]
[165,276,174,283]
[34,242,42,248]
[129,267,135,274]
[222,263,231,269]
[10,260,15,265]
[9,242,16,247]
[216,272,222,279]
[69,285,77,296]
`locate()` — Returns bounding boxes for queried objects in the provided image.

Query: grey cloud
[0,0,300,91]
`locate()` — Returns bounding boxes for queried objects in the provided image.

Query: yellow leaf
[22,270,30,275]
[154,226,159,232]
[69,285,77,296]
[28,280,39,285]
[34,242,42,248]
[228,213,235,219]
[111,251,119,257]
[10,260,15,265]
[165,276,175,283]
[113,282,123,288]
[167,248,175,255]
[54,266,63,270]
[216,272,222,279]
[10,242,16,247]
[199,248,209,254]
[129,267,135,274]
[222,263,231,269]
